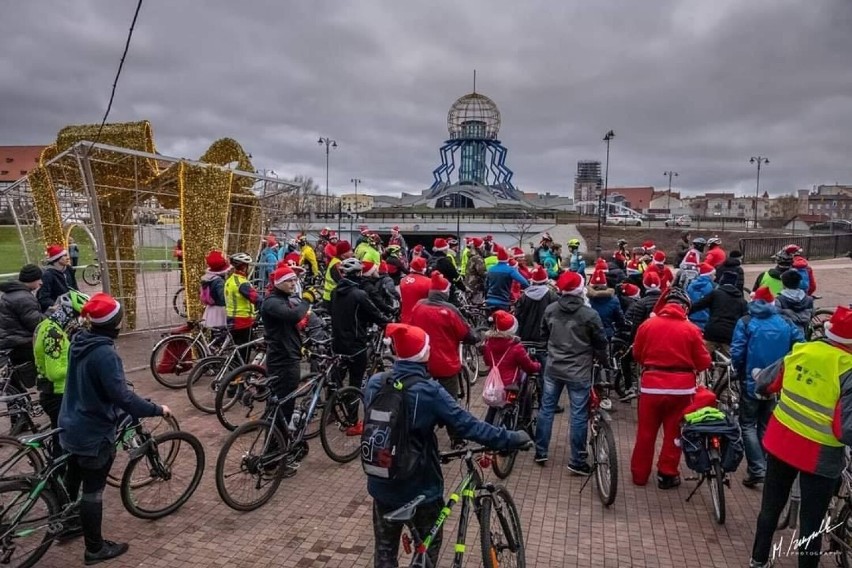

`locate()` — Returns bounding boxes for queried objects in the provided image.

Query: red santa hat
[530,266,549,284]
[594,258,608,271]
[413,244,424,253]
[284,252,301,266]
[613,251,626,263]
[511,247,525,259]
[642,271,661,290]
[384,323,430,362]
[750,286,775,303]
[430,271,451,294]
[46,244,68,263]
[556,271,584,296]
[484,234,494,242]
[622,283,641,299]
[642,240,656,251]
[277,258,305,275]
[410,257,427,274]
[489,310,518,334]
[683,250,701,266]
[496,247,509,262]
[433,238,449,252]
[472,237,484,248]
[362,261,379,277]
[652,251,666,264]
[784,244,802,255]
[81,292,122,325]
[379,261,389,274]
[699,263,715,276]
[825,306,852,345]
[272,266,298,285]
[205,250,230,274]
[335,240,352,256]
[589,268,608,288]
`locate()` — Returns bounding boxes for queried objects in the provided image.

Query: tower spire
[473,69,476,94]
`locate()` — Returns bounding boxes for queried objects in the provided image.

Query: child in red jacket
[482,310,541,423]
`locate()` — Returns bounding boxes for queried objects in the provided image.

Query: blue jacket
[587,288,625,339]
[730,301,804,398]
[540,250,559,278]
[364,361,521,508]
[686,275,715,330]
[485,262,529,309]
[59,330,162,456]
[795,267,810,292]
[567,251,586,276]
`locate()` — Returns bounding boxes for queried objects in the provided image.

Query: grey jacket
[541,295,608,383]
[0,281,45,349]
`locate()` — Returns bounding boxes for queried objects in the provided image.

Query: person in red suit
[645,251,674,291]
[630,287,712,489]
[399,257,430,324]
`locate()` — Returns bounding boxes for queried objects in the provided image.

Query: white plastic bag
[482,350,509,408]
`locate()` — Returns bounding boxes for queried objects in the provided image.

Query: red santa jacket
[409,294,475,378]
[704,247,726,268]
[633,303,712,395]
[482,334,541,387]
[646,263,674,291]
[399,273,431,324]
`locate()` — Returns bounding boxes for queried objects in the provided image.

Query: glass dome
[447,93,501,140]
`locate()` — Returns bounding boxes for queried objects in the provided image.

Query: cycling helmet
[782,244,802,256]
[617,239,627,246]
[319,227,331,237]
[297,234,308,244]
[540,232,553,242]
[386,244,401,253]
[774,250,793,267]
[340,257,363,274]
[59,290,90,314]
[448,238,459,246]
[568,238,581,248]
[665,287,692,309]
[692,237,706,246]
[707,237,721,246]
[229,252,252,266]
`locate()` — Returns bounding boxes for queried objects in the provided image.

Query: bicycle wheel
[150,334,206,389]
[186,356,238,414]
[708,456,726,525]
[491,408,519,480]
[461,343,481,382]
[458,367,472,410]
[173,287,187,318]
[121,431,205,520]
[0,436,44,478]
[107,414,180,488]
[0,479,59,568]
[215,364,269,431]
[82,264,101,286]
[809,307,836,340]
[480,485,525,568]
[592,418,618,507]
[319,386,364,463]
[215,420,288,511]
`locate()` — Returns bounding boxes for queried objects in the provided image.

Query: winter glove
[506,430,533,451]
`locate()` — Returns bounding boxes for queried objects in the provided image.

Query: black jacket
[625,289,662,336]
[715,257,745,292]
[0,281,45,349]
[605,261,627,288]
[515,285,558,343]
[331,277,390,354]
[362,276,395,317]
[690,284,748,344]
[261,290,310,366]
[674,239,691,266]
[430,251,465,290]
[37,267,70,312]
[541,295,608,382]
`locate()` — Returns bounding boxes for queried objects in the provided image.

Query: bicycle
[81,261,102,286]
[578,363,619,507]
[185,335,266,413]
[172,286,187,319]
[149,321,232,389]
[0,424,204,567]
[105,410,181,488]
[387,445,529,567]
[703,351,740,415]
[808,304,836,340]
[0,392,49,438]
[487,370,538,480]
[214,368,364,511]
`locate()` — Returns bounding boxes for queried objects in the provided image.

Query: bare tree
[769,194,800,220]
[500,210,536,248]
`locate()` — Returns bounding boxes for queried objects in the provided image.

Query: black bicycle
[487,372,538,480]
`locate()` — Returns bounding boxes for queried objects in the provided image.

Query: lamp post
[351,178,361,216]
[443,193,461,240]
[318,137,337,219]
[663,170,678,215]
[347,204,353,241]
[602,130,615,224]
[594,187,603,259]
[749,156,769,229]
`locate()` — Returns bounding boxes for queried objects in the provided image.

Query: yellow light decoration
[26,166,63,246]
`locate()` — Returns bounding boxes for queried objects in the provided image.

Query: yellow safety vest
[460,248,471,276]
[225,273,255,319]
[761,272,784,296]
[773,341,852,447]
[323,257,342,301]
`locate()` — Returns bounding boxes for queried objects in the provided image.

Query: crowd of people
[1,226,849,567]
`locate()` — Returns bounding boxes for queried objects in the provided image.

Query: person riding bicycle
[774,269,814,336]
[534,271,609,474]
[257,234,280,288]
[730,286,804,489]
[749,306,852,568]
[625,271,664,337]
[534,232,553,266]
[322,232,339,266]
[297,234,319,278]
[565,238,586,281]
[365,323,531,568]
[630,287,711,490]
[225,252,261,362]
[59,293,172,565]
[33,290,89,429]
[429,238,466,298]
[645,251,674,291]
[674,231,691,266]
[38,244,72,313]
[399,257,430,325]
[0,264,44,390]
[587,265,625,341]
[199,250,231,329]
[388,225,408,258]
[463,238,487,304]
[485,247,529,311]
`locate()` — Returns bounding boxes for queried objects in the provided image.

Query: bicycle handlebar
[439,441,533,463]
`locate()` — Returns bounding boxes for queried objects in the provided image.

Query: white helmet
[340,258,363,274]
[229,252,253,266]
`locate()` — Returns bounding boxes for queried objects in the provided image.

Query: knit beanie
[781,269,802,289]
[19,264,42,283]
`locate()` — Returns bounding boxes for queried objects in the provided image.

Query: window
[20,170,26,175]
[0,170,8,175]
[5,158,12,163]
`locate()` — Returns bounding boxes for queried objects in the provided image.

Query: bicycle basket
[680,418,744,474]
[12,361,38,390]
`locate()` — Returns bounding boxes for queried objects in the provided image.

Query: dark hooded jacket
[361,276,396,317]
[0,281,44,349]
[331,277,390,354]
[587,287,625,339]
[59,330,162,456]
[37,266,70,312]
[625,288,662,336]
[690,283,748,344]
[541,295,608,383]
[714,256,745,292]
[261,289,310,366]
[515,284,558,343]
[774,288,814,336]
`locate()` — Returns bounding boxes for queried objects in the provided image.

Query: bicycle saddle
[383,495,427,523]
[19,427,63,445]
[504,384,521,394]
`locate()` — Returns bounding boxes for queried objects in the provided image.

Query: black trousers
[335,350,369,390]
[751,453,837,567]
[267,362,302,427]
[230,326,254,366]
[64,442,116,553]
[373,499,443,568]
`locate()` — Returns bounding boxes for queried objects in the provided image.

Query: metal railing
[738,234,852,262]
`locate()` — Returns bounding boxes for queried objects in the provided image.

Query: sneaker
[534,454,548,466]
[743,475,765,488]
[599,398,613,411]
[345,421,363,437]
[84,541,129,566]
[567,463,592,476]
[619,388,637,403]
[656,474,681,490]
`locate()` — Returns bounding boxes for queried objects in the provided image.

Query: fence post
[804,236,811,259]
[739,238,746,260]
[834,235,839,259]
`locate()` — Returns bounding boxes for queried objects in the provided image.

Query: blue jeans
[534,375,590,467]
[739,394,775,477]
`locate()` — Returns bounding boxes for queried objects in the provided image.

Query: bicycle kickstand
[685,476,706,502]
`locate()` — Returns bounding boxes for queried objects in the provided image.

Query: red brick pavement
[35,261,851,567]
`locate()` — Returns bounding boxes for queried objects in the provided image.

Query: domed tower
[430,86,518,201]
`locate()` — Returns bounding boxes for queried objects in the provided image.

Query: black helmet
[774,250,793,267]
[665,287,692,309]
[617,239,627,246]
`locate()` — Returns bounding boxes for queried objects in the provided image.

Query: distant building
[607,186,655,212]
[647,191,689,217]
[340,193,374,213]
[573,160,602,204]
[0,145,47,211]
[807,184,852,220]
[783,214,830,232]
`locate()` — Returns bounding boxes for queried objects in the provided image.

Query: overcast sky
[2,0,851,198]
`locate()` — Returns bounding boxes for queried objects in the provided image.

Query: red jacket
[633,304,711,395]
[409,294,475,378]
[482,335,541,387]
[399,273,431,324]
[704,247,726,268]
[323,243,337,264]
[646,263,674,291]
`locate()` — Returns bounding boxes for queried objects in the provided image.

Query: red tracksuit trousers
[631,393,693,484]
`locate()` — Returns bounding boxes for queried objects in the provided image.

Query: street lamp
[318,136,338,219]
[749,156,769,229]
[663,170,679,215]
[594,187,603,259]
[443,193,461,240]
[602,130,615,224]
[351,178,361,216]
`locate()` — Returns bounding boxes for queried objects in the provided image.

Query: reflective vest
[323,257,342,301]
[225,273,255,319]
[773,341,852,447]
[484,256,498,271]
[460,248,471,276]
[761,272,784,296]
[448,252,458,270]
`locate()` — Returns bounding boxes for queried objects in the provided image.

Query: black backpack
[361,372,424,480]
